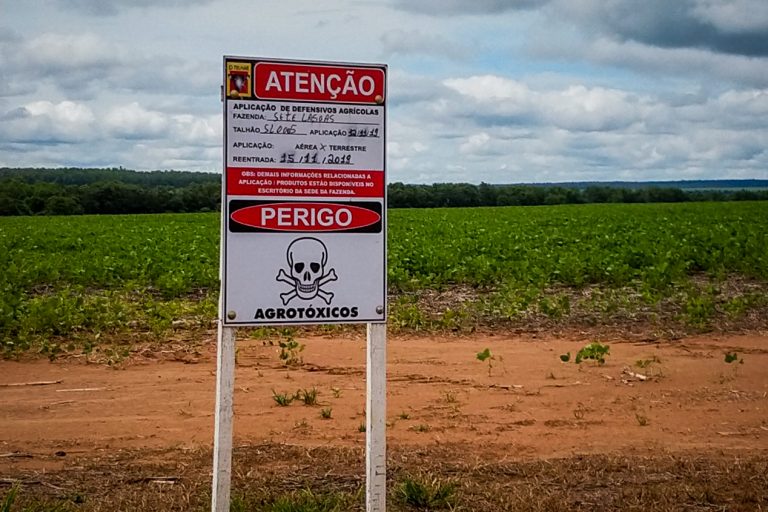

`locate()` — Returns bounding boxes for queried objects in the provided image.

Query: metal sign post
[213,56,388,512]
[211,323,235,512]
[366,322,387,511]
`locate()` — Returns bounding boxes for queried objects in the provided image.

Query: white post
[366,322,387,512]
[211,323,236,512]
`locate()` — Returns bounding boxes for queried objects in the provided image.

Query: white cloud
[55,0,215,16]
[583,37,768,88]
[23,33,119,70]
[388,140,428,159]
[544,85,642,131]
[444,76,644,131]
[380,29,468,59]
[169,114,221,145]
[398,72,768,183]
[691,0,768,33]
[391,0,546,16]
[0,100,96,143]
[712,89,768,123]
[104,102,169,139]
[24,100,95,124]
[444,75,529,102]
[459,132,493,155]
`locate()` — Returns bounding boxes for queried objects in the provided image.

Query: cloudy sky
[1,0,767,184]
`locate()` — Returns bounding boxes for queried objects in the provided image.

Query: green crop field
[1,202,767,357]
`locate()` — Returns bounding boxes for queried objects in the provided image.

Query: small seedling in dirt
[720,352,744,382]
[293,419,309,430]
[278,337,304,367]
[298,387,319,406]
[476,348,497,376]
[331,387,342,398]
[559,352,571,362]
[399,412,411,420]
[272,390,294,407]
[635,356,661,369]
[575,342,610,365]
[410,424,431,433]
[358,423,366,433]
[444,391,458,404]
[635,356,663,378]
[573,403,586,420]
[320,407,332,419]
[635,411,649,427]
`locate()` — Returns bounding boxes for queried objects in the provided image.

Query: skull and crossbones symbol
[276,237,337,305]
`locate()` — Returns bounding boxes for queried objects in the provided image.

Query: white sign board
[222,57,387,326]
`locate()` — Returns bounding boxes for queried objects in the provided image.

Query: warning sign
[222,56,387,326]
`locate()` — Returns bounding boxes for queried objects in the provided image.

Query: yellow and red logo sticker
[226,62,252,98]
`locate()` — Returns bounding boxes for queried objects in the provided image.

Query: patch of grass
[410,424,431,433]
[272,390,295,407]
[0,484,72,512]
[395,474,458,510]
[390,297,430,331]
[683,287,717,329]
[538,294,571,319]
[320,408,332,420]
[1,485,18,512]
[298,387,320,406]
[250,488,357,512]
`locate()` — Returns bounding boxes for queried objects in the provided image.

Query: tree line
[0,167,221,215]
[0,168,766,216]
[0,167,217,187]
[388,182,768,208]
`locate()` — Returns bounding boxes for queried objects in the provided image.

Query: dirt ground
[2,331,768,510]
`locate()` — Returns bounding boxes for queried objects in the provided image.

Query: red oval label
[231,203,381,232]
[254,62,385,104]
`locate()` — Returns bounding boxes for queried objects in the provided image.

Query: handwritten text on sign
[226,100,384,198]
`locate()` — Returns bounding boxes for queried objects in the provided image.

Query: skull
[286,237,327,299]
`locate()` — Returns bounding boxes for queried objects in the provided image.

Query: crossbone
[276,268,337,305]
